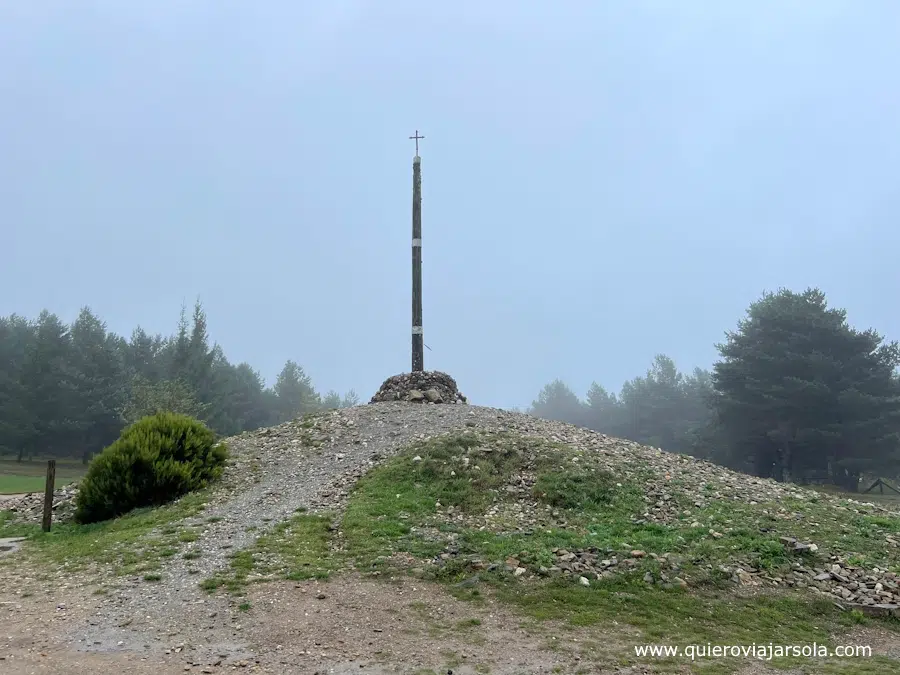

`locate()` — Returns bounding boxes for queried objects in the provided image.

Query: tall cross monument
[409,130,424,372]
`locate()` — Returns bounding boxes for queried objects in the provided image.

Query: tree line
[529,288,900,492]
[0,301,358,463]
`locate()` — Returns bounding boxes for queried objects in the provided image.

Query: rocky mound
[369,370,467,404]
[3,403,900,672]
[2,482,79,524]
[332,425,900,618]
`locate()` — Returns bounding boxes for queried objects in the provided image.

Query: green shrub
[74,412,227,524]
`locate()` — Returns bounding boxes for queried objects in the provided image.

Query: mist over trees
[4,286,898,493]
[0,301,357,463]
[529,288,900,492]
[530,355,714,457]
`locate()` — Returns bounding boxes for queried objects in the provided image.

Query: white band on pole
[412,238,422,247]
[412,326,423,334]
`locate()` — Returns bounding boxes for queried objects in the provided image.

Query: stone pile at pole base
[370,371,467,405]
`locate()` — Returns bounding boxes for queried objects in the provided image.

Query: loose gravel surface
[2,402,900,674]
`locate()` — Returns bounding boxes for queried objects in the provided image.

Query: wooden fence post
[42,459,56,533]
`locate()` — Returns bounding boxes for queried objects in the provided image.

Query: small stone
[737,571,756,586]
[630,550,646,558]
[423,389,443,403]
[579,576,590,587]
[849,603,900,618]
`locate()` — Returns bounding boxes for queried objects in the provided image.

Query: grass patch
[0,458,87,494]
[0,491,208,575]
[454,617,482,629]
[501,577,900,673]
[340,431,646,571]
[535,469,622,510]
[202,513,336,594]
[339,432,670,576]
[684,494,900,572]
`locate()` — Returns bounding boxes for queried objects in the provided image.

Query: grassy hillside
[200,430,900,674]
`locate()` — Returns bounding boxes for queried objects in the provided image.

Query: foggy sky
[3,1,900,409]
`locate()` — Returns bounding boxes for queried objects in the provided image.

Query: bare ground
[0,571,657,674]
[3,570,900,675]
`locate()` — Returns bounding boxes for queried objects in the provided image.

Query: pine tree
[0,315,33,457]
[274,360,320,421]
[341,389,360,408]
[712,288,900,489]
[19,311,80,460]
[584,382,624,435]
[126,327,164,380]
[170,302,190,381]
[322,391,343,409]
[187,299,214,398]
[122,376,205,424]
[69,307,126,462]
[1,302,327,454]
[529,379,586,425]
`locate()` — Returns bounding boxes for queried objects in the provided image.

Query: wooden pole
[42,459,56,532]
[411,135,424,373]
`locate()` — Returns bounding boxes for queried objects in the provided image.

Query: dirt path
[0,572,648,674]
[3,574,899,674]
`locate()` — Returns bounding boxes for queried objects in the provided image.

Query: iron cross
[409,130,424,155]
